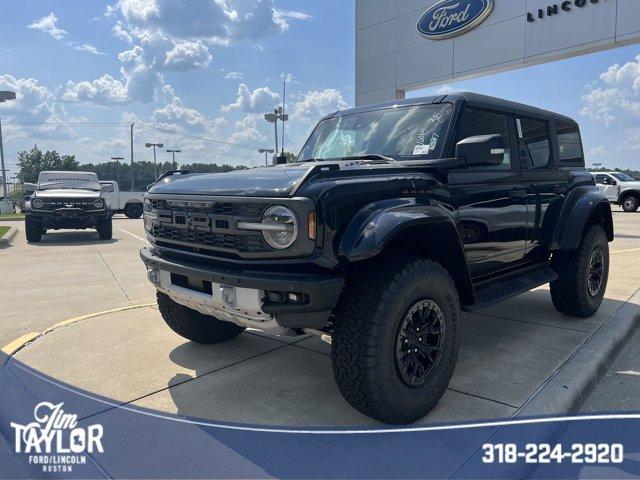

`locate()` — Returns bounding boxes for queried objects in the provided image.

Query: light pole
[145,143,164,180]
[0,91,16,199]
[264,107,288,164]
[259,148,274,166]
[111,156,124,184]
[167,149,181,170]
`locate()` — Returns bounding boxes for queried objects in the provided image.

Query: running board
[464,267,558,312]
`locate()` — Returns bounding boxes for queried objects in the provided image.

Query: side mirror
[456,134,505,167]
[101,184,115,193]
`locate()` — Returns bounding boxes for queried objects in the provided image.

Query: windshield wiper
[341,154,396,163]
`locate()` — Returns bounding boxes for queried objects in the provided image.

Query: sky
[1,0,639,178]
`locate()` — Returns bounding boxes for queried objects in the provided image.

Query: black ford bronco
[25,171,112,243]
[141,93,613,424]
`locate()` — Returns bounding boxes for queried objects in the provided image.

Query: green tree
[17,145,79,183]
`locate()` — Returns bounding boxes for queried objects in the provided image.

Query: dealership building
[355,0,640,105]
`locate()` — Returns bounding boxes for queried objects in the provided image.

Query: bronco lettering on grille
[158,211,234,234]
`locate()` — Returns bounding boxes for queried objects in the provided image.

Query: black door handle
[509,188,527,200]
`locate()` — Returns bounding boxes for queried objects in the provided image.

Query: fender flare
[618,189,640,203]
[338,198,475,305]
[555,187,613,251]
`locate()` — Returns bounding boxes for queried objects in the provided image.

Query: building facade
[355,0,640,105]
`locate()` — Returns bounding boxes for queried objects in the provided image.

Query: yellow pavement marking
[611,247,640,255]
[1,332,40,356]
[1,303,154,358]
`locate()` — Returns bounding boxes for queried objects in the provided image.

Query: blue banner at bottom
[1,353,640,479]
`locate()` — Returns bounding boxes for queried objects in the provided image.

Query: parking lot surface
[1,210,639,427]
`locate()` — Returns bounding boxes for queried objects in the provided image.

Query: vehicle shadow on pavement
[164,337,378,428]
[27,231,118,246]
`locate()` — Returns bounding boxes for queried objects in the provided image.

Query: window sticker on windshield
[412,111,445,156]
[413,144,431,155]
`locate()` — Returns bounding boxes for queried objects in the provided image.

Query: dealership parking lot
[1,210,640,427]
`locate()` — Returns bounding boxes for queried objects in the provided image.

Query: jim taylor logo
[11,402,104,473]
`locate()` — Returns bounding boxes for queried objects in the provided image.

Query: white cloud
[152,95,209,131]
[74,43,105,55]
[62,75,129,104]
[223,69,244,80]
[0,75,55,122]
[221,83,280,113]
[164,40,212,70]
[581,55,640,127]
[589,145,608,157]
[28,13,68,40]
[291,89,349,124]
[620,128,640,152]
[229,114,268,144]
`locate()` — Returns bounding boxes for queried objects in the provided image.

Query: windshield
[298,103,453,162]
[37,172,101,190]
[612,173,635,182]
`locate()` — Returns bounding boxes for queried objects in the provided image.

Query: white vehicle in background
[593,172,640,213]
[99,181,145,218]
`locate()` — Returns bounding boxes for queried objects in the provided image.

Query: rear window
[556,121,584,165]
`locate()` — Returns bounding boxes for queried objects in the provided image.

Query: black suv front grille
[152,224,267,252]
[149,199,265,217]
[149,198,272,255]
[39,198,97,210]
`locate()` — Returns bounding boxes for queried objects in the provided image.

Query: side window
[458,108,511,170]
[517,117,551,169]
[595,175,607,184]
[556,121,584,165]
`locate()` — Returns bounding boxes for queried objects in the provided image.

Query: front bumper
[140,247,344,331]
[27,209,110,228]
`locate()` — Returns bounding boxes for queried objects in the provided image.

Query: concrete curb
[453,290,640,479]
[0,217,24,222]
[0,226,17,246]
[516,288,640,418]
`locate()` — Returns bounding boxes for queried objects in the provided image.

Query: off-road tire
[621,195,639,213]
[25,217,42,243]
[96,217,113,240]
[124,203,143,219]
[157,292,245,344]
[331,256,461,424]
[550,224,609,317]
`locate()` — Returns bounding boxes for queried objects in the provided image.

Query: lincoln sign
[417,0,495,40]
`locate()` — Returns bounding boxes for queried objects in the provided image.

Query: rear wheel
[124,203,143,219]
[550,224,609,317]
[621,195,639,213]
[25,217,42,243]
[96,217,113,240]
[157,292,246,344]
[331,256,461,424]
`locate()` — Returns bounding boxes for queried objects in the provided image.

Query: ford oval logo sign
[417,0,495,40]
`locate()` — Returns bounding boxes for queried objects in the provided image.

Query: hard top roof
[328,92,577,125]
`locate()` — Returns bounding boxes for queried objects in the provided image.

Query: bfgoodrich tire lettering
[550,224,609,317]
[157,292,245,344]
[331,256,461,424]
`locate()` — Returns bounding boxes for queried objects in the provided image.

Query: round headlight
[261,205,298,250]
[31,198,44,209]
[94,198,105,209]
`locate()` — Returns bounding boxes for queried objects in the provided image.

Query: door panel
[450,172,528,277]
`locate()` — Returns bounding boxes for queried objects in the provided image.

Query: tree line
[15,145,250,191]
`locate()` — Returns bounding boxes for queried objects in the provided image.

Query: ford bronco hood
[35,189,102,198]
[149,164,314,197]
